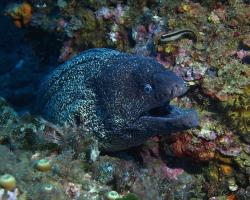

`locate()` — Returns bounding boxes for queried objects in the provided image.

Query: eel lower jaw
[140,103,199,131]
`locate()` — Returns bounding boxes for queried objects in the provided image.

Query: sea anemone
[106,191,120,200]
[35,159,51,172]
[0,174,16,191]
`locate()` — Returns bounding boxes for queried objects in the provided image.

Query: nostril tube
[178,81,188,95]
[171,83,187,98]
[184,81,188,88]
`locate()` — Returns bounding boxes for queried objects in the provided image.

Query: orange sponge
[6,2,32,28]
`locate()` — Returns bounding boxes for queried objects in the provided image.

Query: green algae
[0,98,19,143]
[118,193,140,200]
[30,183,66,200]
[203,60,249,96]
[219,86,250,143]
[234,151,250,171]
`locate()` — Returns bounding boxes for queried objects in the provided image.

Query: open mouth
[145,101,186,119]
[148,101,172,117]
[139,101,199,131]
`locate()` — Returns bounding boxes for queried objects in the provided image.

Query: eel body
[36,48,198,151]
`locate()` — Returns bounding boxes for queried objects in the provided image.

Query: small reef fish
[36,48,198,151]
[160,29,197,43]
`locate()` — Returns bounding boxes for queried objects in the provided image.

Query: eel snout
[153,71,187,102]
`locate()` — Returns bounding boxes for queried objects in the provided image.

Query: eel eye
[144,84,153,94]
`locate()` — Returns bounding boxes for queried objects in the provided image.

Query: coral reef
[0,0,250,199]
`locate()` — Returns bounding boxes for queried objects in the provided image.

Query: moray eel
[36,48,198,151]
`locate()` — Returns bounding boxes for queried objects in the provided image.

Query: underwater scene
[0,0,249,199]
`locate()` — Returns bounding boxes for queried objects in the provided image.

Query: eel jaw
[152,103,198,128]
[134,102,199,133]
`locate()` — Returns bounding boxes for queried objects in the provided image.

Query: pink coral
[236,50,248,60]
[139,137,184,180]
[58,41,73,62]
[217,133,242,157]
[161,165,184,180]
[65,182,81,199]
